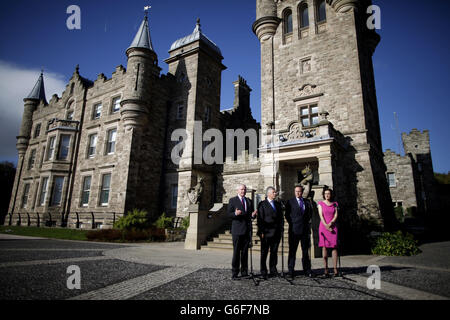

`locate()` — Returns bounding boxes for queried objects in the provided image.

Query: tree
[0,161,16,224]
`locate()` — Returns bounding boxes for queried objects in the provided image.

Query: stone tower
[402,129,438,215]
[8,72,47,217]
[253,0,395,248]
[120,14,167,217]
[164,19,226,216]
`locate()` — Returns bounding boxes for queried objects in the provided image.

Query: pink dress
[318,201,338,248]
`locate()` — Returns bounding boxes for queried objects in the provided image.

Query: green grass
[0,225,89,241]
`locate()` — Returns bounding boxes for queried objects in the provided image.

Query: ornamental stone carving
[279,122,318,142]
[298,84,319,98]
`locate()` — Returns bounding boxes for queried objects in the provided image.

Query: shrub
[114,209,151,231]
[86,229,122,241]
[154,212,173,229]
[123,228,151,241]
[181,215,190,230]
[371,231,421,256]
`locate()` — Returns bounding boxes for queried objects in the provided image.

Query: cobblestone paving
[1,236,449,301]
[132,268,399,300]
[0,259,165,300]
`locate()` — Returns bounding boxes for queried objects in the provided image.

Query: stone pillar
[184,204,204,250]
[318,146,334,188]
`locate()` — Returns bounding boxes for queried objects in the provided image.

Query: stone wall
[384,149,417,210]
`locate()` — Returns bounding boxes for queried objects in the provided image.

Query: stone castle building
[6,0,436,249]
[384,129,438,216]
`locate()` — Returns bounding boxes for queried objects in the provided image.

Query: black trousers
[288,232,311,274]
[260,235,281,275]
[232,234,250,276]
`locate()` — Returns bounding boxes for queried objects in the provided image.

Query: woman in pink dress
[318,188,339,277]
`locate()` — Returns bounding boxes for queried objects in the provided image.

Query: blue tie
[298,198,304,213]
[270,201,275,211]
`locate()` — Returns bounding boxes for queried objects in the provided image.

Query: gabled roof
[26,72,47,103]
[128,16,154,51]
[169,19,222,57]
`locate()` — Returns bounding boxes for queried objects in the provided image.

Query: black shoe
[305,271,315,278]
[288,272,295,280]
[241,272,249,278]
[261,273,268,280]
[231,275,239,281]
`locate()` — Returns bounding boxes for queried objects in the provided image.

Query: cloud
[0,60,67,162]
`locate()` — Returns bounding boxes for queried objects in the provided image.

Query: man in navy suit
[285,185,314,279]
[228,184,257,280]
[257,186,283,279]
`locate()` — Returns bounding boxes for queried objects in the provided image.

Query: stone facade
[5,2,435,249]
[253,0,397,249]
[385,129,438,216]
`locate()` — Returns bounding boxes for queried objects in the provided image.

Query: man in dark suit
[228,184,257,280]
[285,185,314,279]
[257,186,283,279]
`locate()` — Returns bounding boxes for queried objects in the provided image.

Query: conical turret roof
[26,72,47,103]
[128,16,154,51]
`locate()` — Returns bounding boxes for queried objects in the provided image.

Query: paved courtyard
[0,234,449,300]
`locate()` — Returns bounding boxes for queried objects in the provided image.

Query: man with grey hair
[228,184,257,280]
[257,186,283,279]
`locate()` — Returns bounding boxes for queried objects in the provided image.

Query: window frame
[21,183,30,209]
[34,123,41,138]
[57,134,71,161]
[283,8,294,35]
[39,177,49,206]
[106,128,117,155]
[28,149,36,170]
[387,173,396,188]
[316,0,327,24]
[111,96,121,114]
[81,176,92,207]
[50,176,65,207]
[299,104,319,128]
[99,173,111,207]
[87,133,98,158]
[92,103,102,120]
[299,3,310,29]
[46,136,56,161]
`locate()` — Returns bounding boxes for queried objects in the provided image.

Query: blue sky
[0,0,449,173]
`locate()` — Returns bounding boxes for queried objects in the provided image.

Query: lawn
[0,225,89,241]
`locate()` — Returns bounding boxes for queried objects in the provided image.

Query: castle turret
[17,72,46,155]
[253,0,280,41]
[120,14,161,130]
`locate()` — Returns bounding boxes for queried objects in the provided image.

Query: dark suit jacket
[257,199,283,238]
[228,196,255,236]
[285,197,312,236]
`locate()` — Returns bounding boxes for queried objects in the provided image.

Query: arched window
[299,3,309,29]
[316,0,326,23]
[283,9,293,34]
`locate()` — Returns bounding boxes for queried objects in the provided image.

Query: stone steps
[202,221,295,255]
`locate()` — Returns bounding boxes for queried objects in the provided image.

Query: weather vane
[144,5,151,18]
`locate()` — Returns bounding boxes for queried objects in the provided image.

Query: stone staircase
[201,220,296,256]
